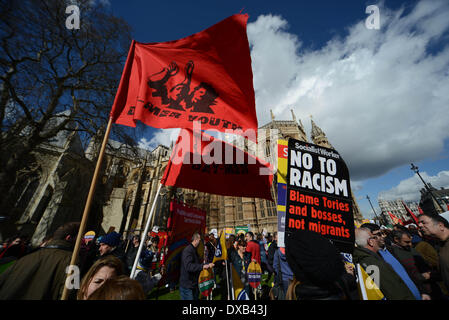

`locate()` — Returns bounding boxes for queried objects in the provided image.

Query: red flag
[110,14,257,138]
[161,128,273,201]
[388,211,404,225]
[418,206,424,214]
[401,200,419,225]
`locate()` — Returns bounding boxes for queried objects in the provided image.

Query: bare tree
[0,0,134,215]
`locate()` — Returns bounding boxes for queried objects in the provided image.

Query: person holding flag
[229,239,251,299]
[179,233,214,300]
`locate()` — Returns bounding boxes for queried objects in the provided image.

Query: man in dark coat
[179,233,214,300]
[267,232,278,280]
[125,235,140,275]
[389,229,432,299]
[418,213,449,296]
[0,222,80,300]
[353,227,416,300]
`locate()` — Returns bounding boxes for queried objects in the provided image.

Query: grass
[147,272,274,300]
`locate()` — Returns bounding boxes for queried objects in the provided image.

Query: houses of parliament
[3,111,364,245]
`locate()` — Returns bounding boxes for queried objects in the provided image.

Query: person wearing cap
[133,244,162,294]
[418,212,449,296]
[97,231,126,271]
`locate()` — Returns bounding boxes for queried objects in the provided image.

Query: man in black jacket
[267,232,278,281]
[179,233,214,300]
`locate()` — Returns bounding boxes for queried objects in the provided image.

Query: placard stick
[61,117,113,300]
[225,259,230,300]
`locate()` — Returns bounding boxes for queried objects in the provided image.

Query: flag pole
[61,116,114,300]
[130,182,163,279]
[230,263,235,300]
[225,259,230,300]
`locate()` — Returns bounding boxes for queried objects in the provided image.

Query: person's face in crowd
[418,215,439,237]
[367,231,382,252]
[238,244,246,255]
[192,237,201,248]
[151,241,158,250]
[372,230,385,248]
[397,234,412,250]
[85,266,116,299]
[99,243,112,256]
[244,234,251,242]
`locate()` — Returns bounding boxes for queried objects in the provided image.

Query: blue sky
[103,0,449,219]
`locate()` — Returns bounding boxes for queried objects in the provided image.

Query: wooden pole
[61,117,113,300]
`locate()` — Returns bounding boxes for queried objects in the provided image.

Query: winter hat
[138,248,153,270]
[285,230,345,286]
[100,231,121,247]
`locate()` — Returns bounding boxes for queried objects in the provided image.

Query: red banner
[167,201,207,243]
[388,211,404,225]
[401,201,419,225]
[161,201,207,286]
[161,128,273,201]
[110,14,257,138]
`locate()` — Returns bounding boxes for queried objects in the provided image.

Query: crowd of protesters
[0,224,163,300]
[0,210,448,301]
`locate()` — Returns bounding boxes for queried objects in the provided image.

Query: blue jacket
[259,241,268,264]
[273,248,294,281]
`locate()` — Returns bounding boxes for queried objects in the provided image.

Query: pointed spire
[298,118,306,136]
[270,109,275,121]
[310,117,325,140]
[310,116,332,148]
[290,109,297,122]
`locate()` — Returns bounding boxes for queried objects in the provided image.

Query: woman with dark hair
[230,240,250,298]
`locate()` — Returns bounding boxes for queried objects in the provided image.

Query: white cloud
[378,170,449,202]
[247,1,449,181]
[138,128,180,150]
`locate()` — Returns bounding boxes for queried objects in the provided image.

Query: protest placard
[285,138,355,254]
